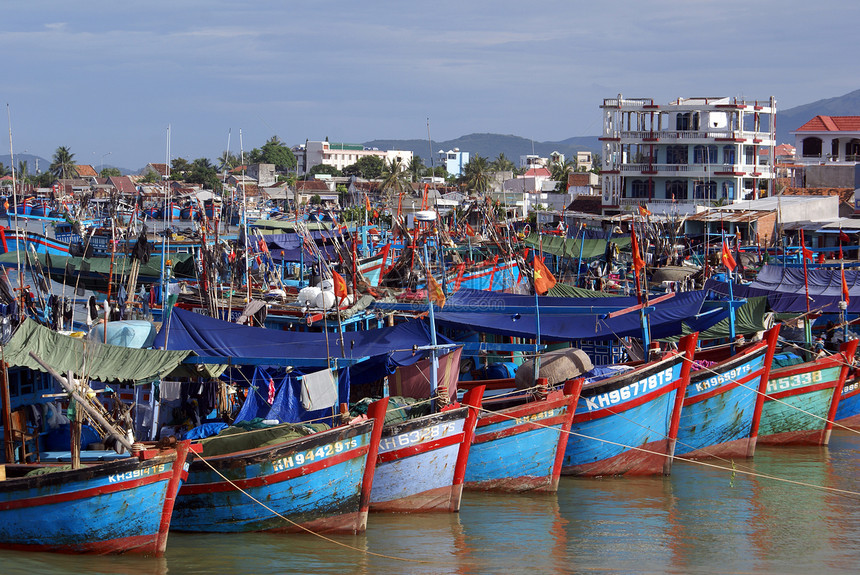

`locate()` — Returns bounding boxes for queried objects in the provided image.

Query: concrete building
[794,116,860,165]
[246,163,276,187]
[599,95,776,211]
[437,148,469,177]
[299,141,413,175]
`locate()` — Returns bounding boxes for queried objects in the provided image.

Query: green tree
[306,164,342,179]
[407,156,425,182]
[186,157,222,191]
[50,146,78,179]
[590,152,602,174]
[141,170,161,183]
[460,155,490,193]
[171,157,191,178]
[16,160,28,183]
[379,157,410,199]
[0,163,10,176]
[343,155,384,179]
[100,167,122,178]
[491,153,515,172]
[550,159,575,192]
[218,151,240,173]
[310,194,322,205]
[258,136,297,172]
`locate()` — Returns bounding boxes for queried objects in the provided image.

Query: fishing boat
[835,371,860,428]
[370,387,482,513]
[675,326,780,460]
[758,339,858,445]
[0,227,71,256]
[561,334,697,477]
[171,398,387,534]
[0,441,193,555]
[462,378,581,492]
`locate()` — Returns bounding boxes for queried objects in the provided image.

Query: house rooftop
[794,115,860,133]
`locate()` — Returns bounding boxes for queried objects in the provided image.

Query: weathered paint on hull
[676,344,771,460]
[173,415,382,534]
[464,384,578,493]
[759,363,846,446]
[0,444,189,556]
[835,378,860,428]
[370,406,469,513]
[563,347,694,477]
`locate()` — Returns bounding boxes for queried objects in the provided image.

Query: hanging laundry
[300,368,338,411]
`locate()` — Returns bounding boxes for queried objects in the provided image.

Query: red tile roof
[524,167,551,177]
[783,187,854,205]
[795,115,860,132]
[107,176,138,195]
[76,164,98,177]
[147,163,169,176]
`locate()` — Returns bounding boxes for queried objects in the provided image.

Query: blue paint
[0,455,179,553]
[675,352,767,456]
[835,379,860,423]
[173,426,373,533]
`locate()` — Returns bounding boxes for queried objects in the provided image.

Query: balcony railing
[609,130,772,142]
[614,163,772,176]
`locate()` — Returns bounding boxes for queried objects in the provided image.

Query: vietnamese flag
[532,256,557,295]
[843,267,851,305]
[631,229,645,274]
[465,223,476,237]
[721,240,737,271]
[332,270,348,302]
[364,194,371,212]
[427,274,446,308]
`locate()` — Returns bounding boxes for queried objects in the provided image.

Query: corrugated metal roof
[685,209,769,223]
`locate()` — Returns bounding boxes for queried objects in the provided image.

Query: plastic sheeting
[433,288,709,341]
[523,234,631,260]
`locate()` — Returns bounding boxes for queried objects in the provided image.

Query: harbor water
[2,429,860,574]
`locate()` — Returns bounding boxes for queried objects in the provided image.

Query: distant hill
[363,133,601,165]
[0,153,132,177]
[775,88,860,144]
[0,153,51,174]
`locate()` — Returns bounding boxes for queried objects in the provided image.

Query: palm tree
[550,159,575,192]
[379,157,410,199]
[218,151,239,173]
[50,146,78,179]
[407,156,425,182]
[491,153,515,173]
[0,163,10,177]
[17,160,28,184]
[461,155,490,193]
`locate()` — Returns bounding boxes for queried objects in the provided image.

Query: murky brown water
[4,430,860,575]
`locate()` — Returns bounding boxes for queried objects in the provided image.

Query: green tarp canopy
[547,283,621,298]
[250,219,331,232]
[1,319,224,383]
[674,296,768,341]
[0,251,196,280]
[523,234,631,260]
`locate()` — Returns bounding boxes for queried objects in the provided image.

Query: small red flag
[721,240,737,271]
[532,256,557,295]
[364,194,371,212]
[843,268,851,305]
[332,270,348,302]
[840,230,851,244]
[427,274,446,308]
[465,223,476,237]
[638,205,652,217]
[631,229,645,273]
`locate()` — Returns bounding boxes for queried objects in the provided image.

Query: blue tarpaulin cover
[154,308,448,387]
[707,264,860,313]
[432,288,709,341]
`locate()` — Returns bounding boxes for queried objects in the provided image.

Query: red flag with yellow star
[532,256,557,295]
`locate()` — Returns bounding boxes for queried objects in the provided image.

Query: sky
[2,1,858,171]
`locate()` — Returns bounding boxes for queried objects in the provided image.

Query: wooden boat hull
[173,402,386,534]
[759,341,857,446]
[0,443,191,556]
[0,227,71,256]
[563,343,694,477]
[676,335,776,460]
[370,396,479,513]
[464,381,579,493]
[835,376,860,428]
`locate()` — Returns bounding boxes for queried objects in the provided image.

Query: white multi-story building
[300,141,413,174]
[437,148,470,177]
[793,116,860,165]
[599,95,776,210]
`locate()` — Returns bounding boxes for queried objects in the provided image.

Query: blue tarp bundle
[261,231,343,263]
[234,366,349,425]
[707,264,860,313]
[433,288,710,341]
[154,308,447,387]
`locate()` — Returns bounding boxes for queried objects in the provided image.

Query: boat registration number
[583,366,675,412]
[273,438,359,471]
[108,464,166,483]
[767,370,823,394]
[694,363,754,393]
[379,422,457,452]
[514,406,566,426]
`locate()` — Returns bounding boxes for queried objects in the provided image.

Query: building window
[631,179,650,198]
[802,137,822,158]
[693,180,717,200]
[723,146,736,165]
[675,112,700,131]
[722,182,734,200]
[693,145,717,164]
[666,145,687,165]
[666,180,687,200]
[744,146,755,164]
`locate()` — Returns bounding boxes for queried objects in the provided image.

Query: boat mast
[6,105,23,311]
